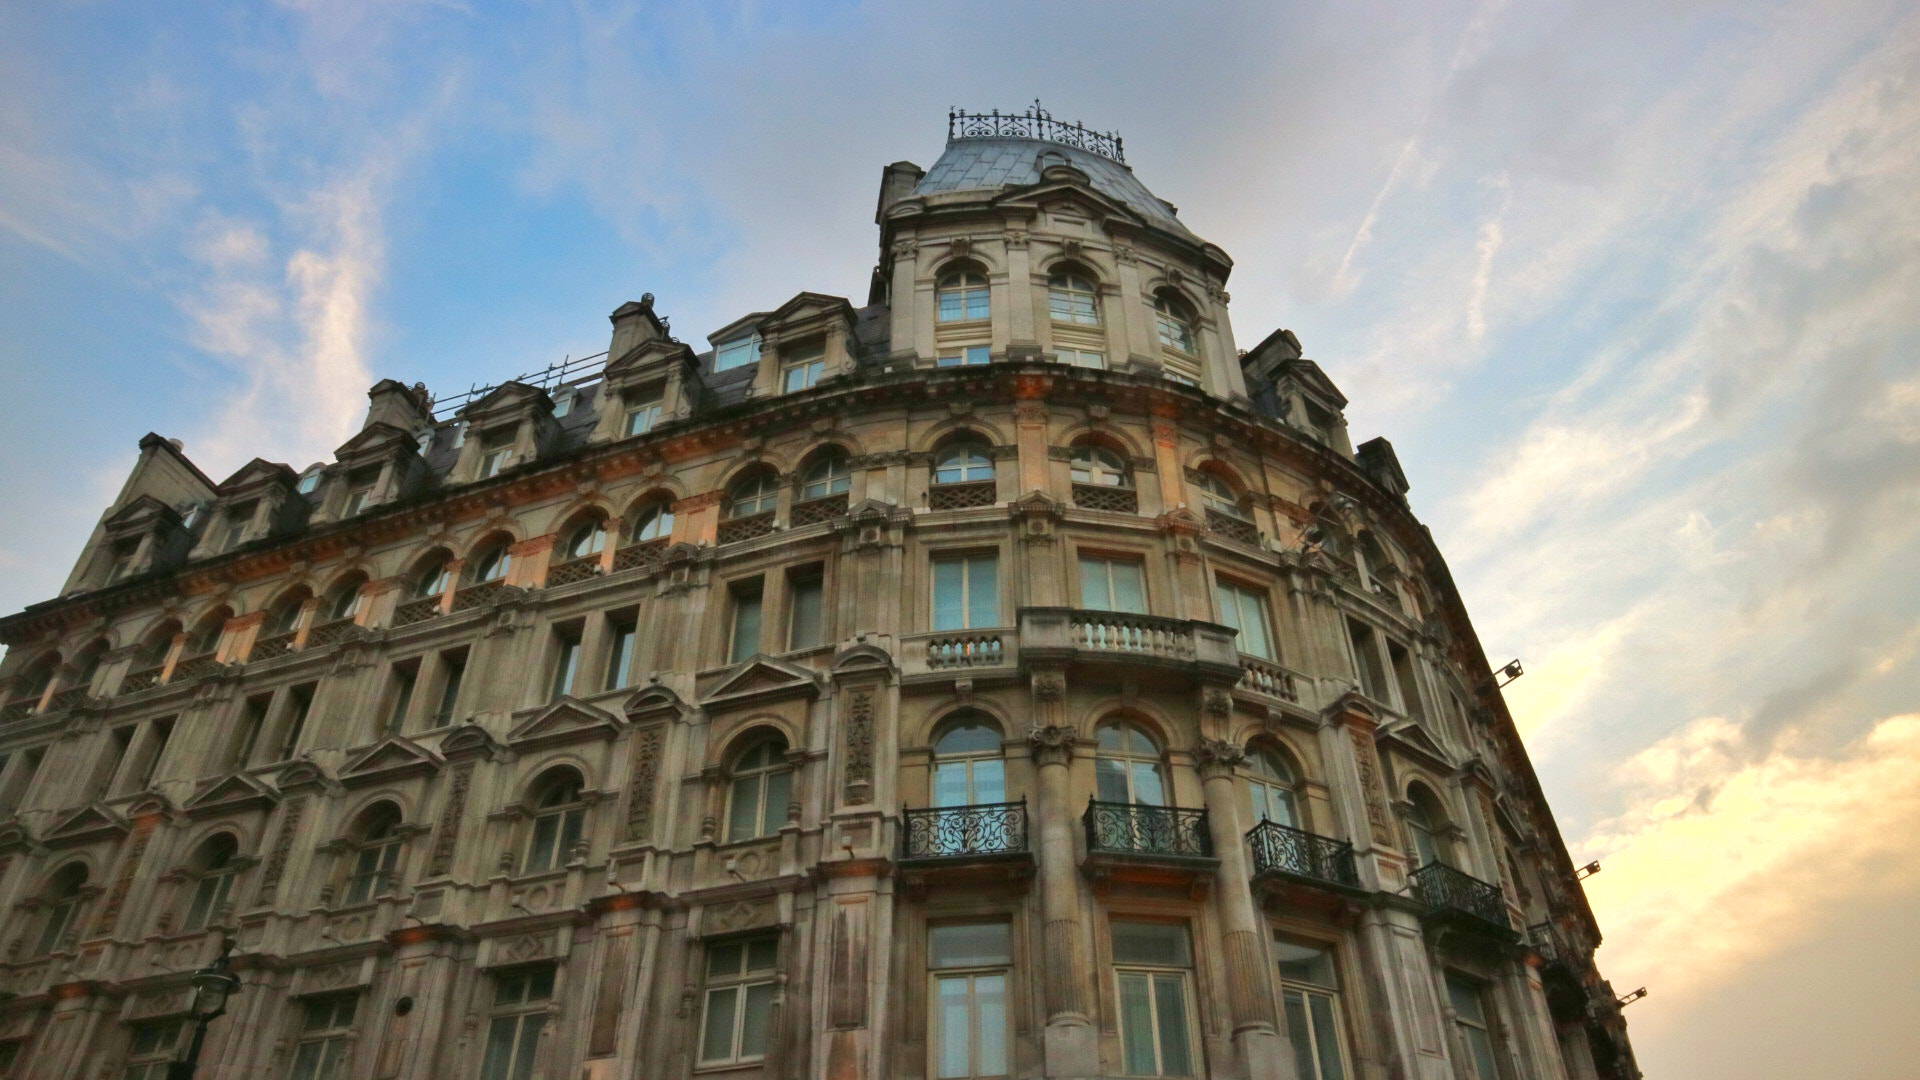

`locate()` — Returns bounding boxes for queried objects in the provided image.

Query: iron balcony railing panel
[452,580,510,612]
[545,555,603,588]
[1245,820,1359,889]
[1071,483,1138,514]
[790,492,850,527]
[928,480,996,511]
[1083,800,1211,858]
[392,597,444,627]
[948,104,1126,164]
[119,666,166,694]
[902,800,1029,861]
[612,538,667,574]
[1205,508,1262,547]
[1411,863,1511,930]
[251,631,298,661]
[717,511,776,545]
[47,686,92,713]
[171,654,221,682]
[306,618,361,647]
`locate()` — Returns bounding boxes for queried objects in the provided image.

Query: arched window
[1070,445,1133,489]
[933,441,994,486]
[726,735,793,842]
[727,471,781,519]
[414,557,452,599]
[1095,722,1167,806]
[35,863,89,956]
[264,592,307,636]
[181,834,239,932]
[932,716,1006,807]
[1154,291,1198,354]
[10,654,57,709]
[798,453,853,502]
[628,501,675,543]
[562,517,608,561]
[524,770,588,873]
[1247,749,1299,829]
[468,542,512,585]
[1405,786,1447,869]
[185,611,227,658]
[1194,471,1247,520]
[71,640,108,692]
[344,804,403,905]
[133,622,179,673]
[324,575,366,621]
[936,270,990,322]
[1047,272,1101,325]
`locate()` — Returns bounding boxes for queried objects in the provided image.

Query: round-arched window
[414,558,452,599]
[727,735,793,842]
[936,271,990,322]
[1194,472,1246,520]
[1154,292,1198,354]
[182,834,238,932]
[525,771,588,873]
[346,805,403,905]
[727,472,781,519]
[934,442,994,485]
[629,502,674,542]
[1047,272,1101,325]
[1248,750,1299,829]
[1070,445,1132,489]
[264,593,306,636]
[799,455,853,501]
[326,576,366,620]
[1405,787,1447,869]
[34,863,88,956]
[564,518,608,560]
[1095,722,1166,806]
[469,544,512,584]
[932,717,1006,807]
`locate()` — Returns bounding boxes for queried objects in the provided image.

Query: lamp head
[188,940,241,1021]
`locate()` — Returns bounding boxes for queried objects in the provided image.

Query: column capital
[1027,724,1079,766]
[1193,737,1245,780]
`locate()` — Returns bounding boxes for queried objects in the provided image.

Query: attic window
[478,429,514,479]
[552,389,574,418]
[343,470,378,516]
[296,471,321,494]
[715,336,760,373]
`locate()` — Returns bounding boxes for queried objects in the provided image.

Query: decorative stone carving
[1032,674,1065,703]
[1352,731,1394,846]
[707,898,775,934]
[1193,737,1245,778]
[843,690,875,804]
[426,764,473,876]
[1203,687,1233,719]
[91,817,155,935]
[1027,723,1078,765]
[624,725,664,843]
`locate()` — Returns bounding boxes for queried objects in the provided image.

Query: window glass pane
[700,987,739,1061]
[933,560,965,630]
[1112,561,1146,613]
[482,1017,518,1080]
[715,339,758,371]
[936,722,1000,755]
[1309,994,1346,1080]
[511,1014,544,1080]
[707,940,744,978]
[746,936,779,971]
[292,1041,324,1080]
[933,762,971,808]
[975,972,1009,1075]
[1285,992,1317,1080]
[1445,976,1486,1025]
[1153,974,1193,1075]
[966,556,998,626]
[1079,556,1110,610]
[1464,1028,1500,1080]
[1130,762,1167,806]
[1118,973,1158,1075]
[527,815,558,872]
[727,777,760,841]
[761,767,792,836]
[1277,939,1338,986]
[559,808,585,859]
[730,594,762,662]
[970,758,1006,803]
[1112,921,1192,967]
[930,922,1011,968]
[740,981,776,1057]
[936,976,972,1079]
[789,578,824,648]
[1095,756,1131,802]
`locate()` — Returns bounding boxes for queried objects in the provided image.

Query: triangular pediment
[339,735,443,786]
[216,458,297,494]
[459,381,549,424]
[607,336,698,378]
[1279,359,1349,410]
[44,803,128,847]
[184,772,281,818]
[104,494,181,531]
[622,683,689,724]
[703,654,821,705]
[507,697,622,749]
[995,182,1143,229]
[333,421,417,462]
[763,291,855,330]
[1378,718,1455,771]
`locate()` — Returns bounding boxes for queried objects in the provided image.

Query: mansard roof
[915,136,1194,238]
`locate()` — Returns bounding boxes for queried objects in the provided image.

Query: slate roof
[915,136,1194,237]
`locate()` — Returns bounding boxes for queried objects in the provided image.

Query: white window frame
[623,396,663,437]
[699,934,779,1066]
[714,336,761,372]
[1111,921,1199,1077]
[937,345,992,367]
[1056,347,1106,369]
[1047,272,1101,326]
[1078,553,1147,614]
[1216,579,1276,661]
[725,739,792,842]
[936,272,990,323]
[782,345,826,393]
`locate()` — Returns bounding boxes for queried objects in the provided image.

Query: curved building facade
[0,109,1636,1080]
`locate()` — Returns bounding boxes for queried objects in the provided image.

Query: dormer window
[342,470,378,517]
[1154,292,1198,354]
[552,388,574,417]
[715,336,760,373]
[623,391,663,437]
[477,430,514,479]
[105,538,139,584]
[937,271,990,322]
[782,344,826,393]
[214,501,256,553]
[296,470,321,494]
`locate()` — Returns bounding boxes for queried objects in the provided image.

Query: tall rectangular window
[604,616,636,691]
[1,747,46,810]
[729,581,764,663]
[278,684,314,760]
[478,430,514,478]
[1112,921,1197,1077]
[1388,641,1425,718]
[482,967,554,1080]
[122,1021,184,1080]
[106,538,140,582]
[1216,580,1276,661]
[137,718,174,790]
[782,345,826,393]
[933,555,999,631]
[1346,621,1389,702]
[234,694,271,769]
[1445,974,1503,1080]
[550,628,581,701]
[387,663,418,732]
[930,923,1011,1079]
[290,994,359,1080]
[432,651,467,728]
[1277,938,1350,1080]
[217,501,256,552]
[700,935,778,1066]
[96,726,134,800]
[623,392,663,437]
[788,571,825,650]
[1079,555,1146,614]
[342,469,378,517]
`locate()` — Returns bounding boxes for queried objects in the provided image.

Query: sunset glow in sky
[4,3,1918,1076]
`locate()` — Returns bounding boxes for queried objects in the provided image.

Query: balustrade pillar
[1195,739,1294,1080]
[1026,714,1098,1076]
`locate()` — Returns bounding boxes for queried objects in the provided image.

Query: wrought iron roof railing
[1246,820,1359,889]
[949,102,1125,165]
[902,800,1028,861]
[1084,800,1211,859]
[430,350,611,419]
[1411,862,1511,931]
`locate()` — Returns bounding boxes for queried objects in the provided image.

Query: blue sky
[5,2,1920,1075]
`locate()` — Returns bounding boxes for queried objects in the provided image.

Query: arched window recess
[523,770,590,874]
[724,734,794,843]
[1069,443,1138,514]
[1085,721,1209,858]
[718,469,781,545]
[549,514,610,587]
[614,498,675,573]
[903,714,1024,860]
[793,452,853,526]
[929,437,997,511]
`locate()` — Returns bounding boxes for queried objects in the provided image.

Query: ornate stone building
[0,108,1636,1080]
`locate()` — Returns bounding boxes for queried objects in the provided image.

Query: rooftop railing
[949,103,1126,164]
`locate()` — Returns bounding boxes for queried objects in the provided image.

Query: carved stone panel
[91,816,155,936]
[426,764,473,876]
[255,796,308,905]
[843,690,875,805]
[624,724,664,843]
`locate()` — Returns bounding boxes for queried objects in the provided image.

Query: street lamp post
[167,937,241,1080]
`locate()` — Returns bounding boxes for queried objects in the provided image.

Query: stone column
[1026,711,1098,1076]
[1195,738,1292,1080]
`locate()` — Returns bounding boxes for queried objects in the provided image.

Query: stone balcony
[901,609,1246,686]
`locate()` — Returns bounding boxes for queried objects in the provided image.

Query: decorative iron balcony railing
[1205,508,1262,547]
[170,654,221,682]
[545,555,602,588]
[790,492,849,527]
[47,686,92,713]
[391,598,443,628]
[948,103,1126,165]
[1411,863,1511,930]
[119,666,166,694]
[1071,483,1137,514]
[612,538,667,574]
[717,511,775,545]
[1529,921,1582,967]
[1246,821,1358,888]
[251,631,298,661]
[306,618,360,647]
[452,580,509,612]
[902,800,1028,861]
[929,480,996,511]
[1083,800,1211,859]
